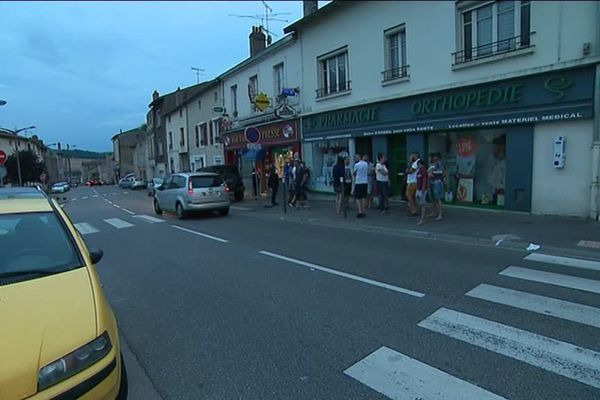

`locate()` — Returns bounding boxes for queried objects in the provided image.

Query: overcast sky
[0,1,323,152]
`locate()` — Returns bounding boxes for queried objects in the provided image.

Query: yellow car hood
[0,267,97,399]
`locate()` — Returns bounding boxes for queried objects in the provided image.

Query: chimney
[152,90,159,101]
[249,26,266,57]
[303,0,318,17]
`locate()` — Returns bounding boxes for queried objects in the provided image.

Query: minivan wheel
[220,207,230,216]
[234,191,244,202]
[176,202,186,219]
[153,199,163,215]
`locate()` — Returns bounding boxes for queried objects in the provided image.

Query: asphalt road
[59,186,600,400]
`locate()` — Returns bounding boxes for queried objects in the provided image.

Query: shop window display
[310,140,350,192]
[429,130,506,207]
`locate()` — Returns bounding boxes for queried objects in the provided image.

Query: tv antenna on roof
[229,1,290,39]
[191,67,205,84]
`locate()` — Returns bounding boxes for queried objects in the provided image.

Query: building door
[355,137,372,160]
[389,135,407,197]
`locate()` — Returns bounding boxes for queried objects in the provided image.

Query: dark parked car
[196,165,245,201]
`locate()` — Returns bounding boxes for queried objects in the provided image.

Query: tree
[5,150,47,184]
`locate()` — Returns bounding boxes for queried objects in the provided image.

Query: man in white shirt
[375,153,390,214]
[353,154,369,218]
[405,152,420,216]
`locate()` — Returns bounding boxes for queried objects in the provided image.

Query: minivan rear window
[191,176,224,188]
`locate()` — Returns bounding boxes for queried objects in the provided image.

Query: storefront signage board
[302,66,595,140]
[223,120,299,150]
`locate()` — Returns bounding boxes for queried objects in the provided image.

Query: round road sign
[0,150,6,165]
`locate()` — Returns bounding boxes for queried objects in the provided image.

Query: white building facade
[286,0,600,218]
[219,29,304,194]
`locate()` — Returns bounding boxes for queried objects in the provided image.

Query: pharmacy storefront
[302,65,595,215]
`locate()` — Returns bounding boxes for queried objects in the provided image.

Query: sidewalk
[236,191,600,257]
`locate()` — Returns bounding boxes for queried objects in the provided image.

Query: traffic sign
[281,88,296,97]
[0,166,6,180]
[0,150,6,165]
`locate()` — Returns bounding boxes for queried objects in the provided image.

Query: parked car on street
[153,172,230,219]
[147,177,164,196]
[196,164,245,201]
[50,182,70,193]
[131,178,147,190]
[0,187,128,399]
[118,177,134,189]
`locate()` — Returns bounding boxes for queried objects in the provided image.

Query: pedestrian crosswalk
[73,214,165,235]
[347,252,600,399]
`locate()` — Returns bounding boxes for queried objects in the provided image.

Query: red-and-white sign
[0,150,7,165]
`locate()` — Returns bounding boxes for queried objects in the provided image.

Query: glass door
[389,135,407,198]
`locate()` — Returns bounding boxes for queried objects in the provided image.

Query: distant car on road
[196,164,245,201]
[0,187,128,399]
[104,178,115,185]
[153,172,229,219]
[118,177,134,189]
[131,178,147,190]
[147,177,164,196]
[50,182,70,193]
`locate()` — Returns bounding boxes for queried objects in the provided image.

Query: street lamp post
[8,126,36,186]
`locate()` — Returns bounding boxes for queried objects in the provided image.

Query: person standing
[365,155,375,209]
[332,156,346,215]
[251,167,259,200]
[267,165,279,206]
[416,158,429,225]
[353,154,369,218]
[288,160,299,207]
[428,152,445,220]
[298,161,311,209]
[375,153,390,214]
[405,152,420,216]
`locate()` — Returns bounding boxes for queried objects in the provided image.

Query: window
[168,132,173,150]
[156,108,162,127]
[273,63,284,97]
[0,212,81,273]
[249,75,258,111]
[179,109,183,118]
[213,91,218,103]
[195,126,200,147]
[456,1,531,64]
[179,127,185,147]
[230,85,238,116]
[173,175,186,188]
[200,123,208,146]
[168,115,171,123]
[214,155,223,165]
[383,25,408,81]
[190,175,223,188]
[158,139,164,156]
[317,49,349,98]
[198,100,202,110]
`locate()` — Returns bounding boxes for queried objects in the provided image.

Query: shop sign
[254,92,271,112]
[223,120,299,149]
[302,66,595,140]
[275,103,296,119]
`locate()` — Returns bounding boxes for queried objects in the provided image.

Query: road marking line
[133,214,165,223]
[500,266,600,294]
[74,222,99,235]
[578,240,600,249]
[418,308,600,389]
[344,346,506,400]
[231,206,252,211]
[123,191,129,194]
[466,284,600,328]
[172,225,228,243]
[524,253,600,272]
[121,208,135,215]
[92,195,99,198]
[82,196,89,200]
[259,250,425,298]
[71,198,77,201]
[103,218,134,229]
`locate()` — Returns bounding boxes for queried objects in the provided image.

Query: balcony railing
[316,80,352,99]
[382,65,410,82]
[452,34,531,65]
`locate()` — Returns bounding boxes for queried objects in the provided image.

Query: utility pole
[14,139,22,187]
[66,144,73,183]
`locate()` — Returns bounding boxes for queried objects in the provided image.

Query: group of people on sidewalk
[257,160,312,209]
[331,151,446,224]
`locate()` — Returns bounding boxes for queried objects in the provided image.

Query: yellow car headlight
[38,331,112,391]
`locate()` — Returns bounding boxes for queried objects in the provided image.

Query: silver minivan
[153,172,230,219]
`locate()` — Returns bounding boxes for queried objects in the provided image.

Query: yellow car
[0,187,127,400]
